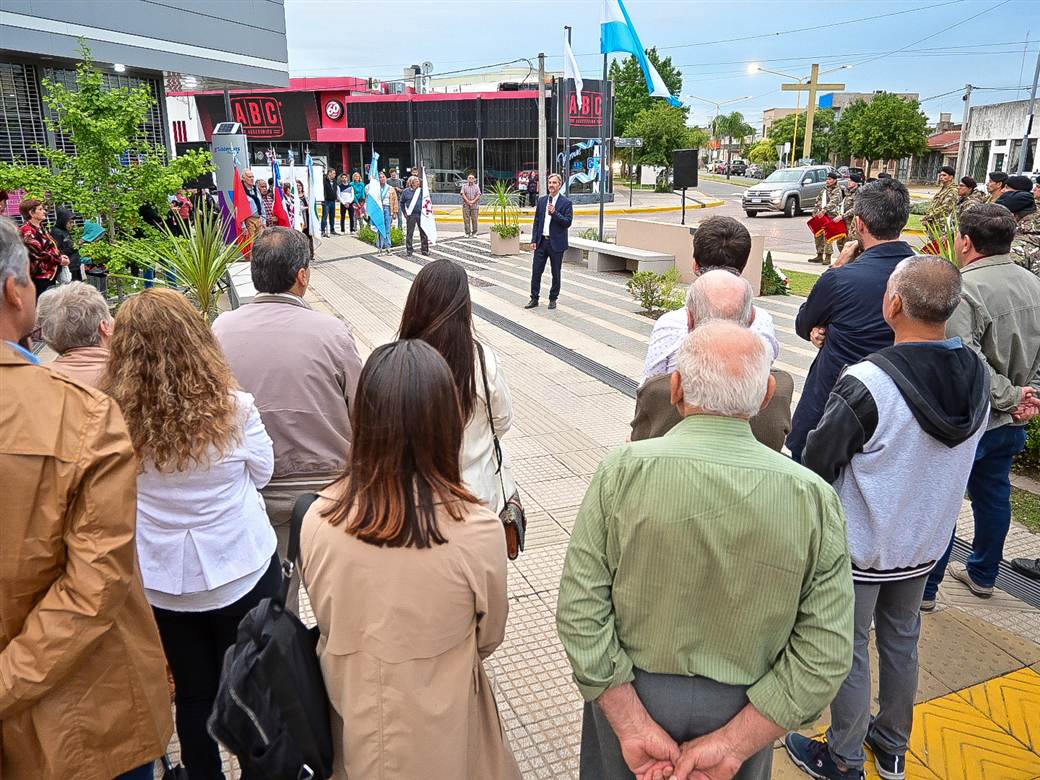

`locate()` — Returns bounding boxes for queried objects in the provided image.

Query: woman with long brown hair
[398,258,516,514]
[104,288,279,780]
[299,340,520,780]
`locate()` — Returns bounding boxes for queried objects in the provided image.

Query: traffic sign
[615,137,644,148]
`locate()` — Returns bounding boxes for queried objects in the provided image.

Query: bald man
[788,256,989,780]
[630,269,794,449]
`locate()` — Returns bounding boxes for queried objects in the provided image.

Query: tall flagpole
[564,26,572,195]
[599,52,608,241]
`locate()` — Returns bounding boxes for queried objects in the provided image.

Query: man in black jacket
[787,179,915,462]
[321,167,338,237]
[525,172,573,310]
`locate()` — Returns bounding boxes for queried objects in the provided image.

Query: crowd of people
[1,173,1039,780]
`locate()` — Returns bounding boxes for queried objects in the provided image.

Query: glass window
[1008,139,1037,174]
[483,139,537,190]
[994,153,1006,172]
[0,61,47,167]
[967,141,990,183]
[415,140,476,192]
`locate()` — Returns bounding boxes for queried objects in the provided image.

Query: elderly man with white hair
[630,270,794,450]
[37,281,113,388]
[558,321,854,780]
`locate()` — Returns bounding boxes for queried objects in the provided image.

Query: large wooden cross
[782,64,845,161]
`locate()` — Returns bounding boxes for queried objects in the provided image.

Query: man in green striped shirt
[557,322,854,780]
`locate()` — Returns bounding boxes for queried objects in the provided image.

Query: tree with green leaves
[828,99,867,165]
[841,93,929,177]
[609,48,683,137]
[0,46,211,241]
[714,111,755,177]
[747,140,778,163]
[626,103,706,174]
[766,109,836,164]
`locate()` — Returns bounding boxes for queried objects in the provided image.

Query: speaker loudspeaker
[672,148,699,189]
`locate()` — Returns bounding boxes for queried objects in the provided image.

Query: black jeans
[339,203,351,233]
[406,213,428,255]
[530,237,563,301]
[152,555,281,780]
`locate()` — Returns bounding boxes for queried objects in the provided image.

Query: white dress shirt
[542,194,559,237]
[643,306,781,382]
[136,390,278,610]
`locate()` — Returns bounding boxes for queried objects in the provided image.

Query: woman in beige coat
[299,339,521,780]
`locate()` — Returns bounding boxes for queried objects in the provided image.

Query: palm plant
[485,181,521,236]
[715,112,755,178]
[920,211,960,267]
[123,203,243,320]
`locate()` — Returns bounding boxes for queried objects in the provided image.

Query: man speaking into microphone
[525,172,573,310]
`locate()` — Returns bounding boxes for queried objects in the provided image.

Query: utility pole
[563,26,572,196]
[1017,50,1039,174]
[538,53,547,197]
[955,84,974,179]
[781,64,845,161]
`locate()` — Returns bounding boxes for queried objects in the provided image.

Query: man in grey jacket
[922,204,1040,601]
[788,256,989,780]
[213,228,363,609]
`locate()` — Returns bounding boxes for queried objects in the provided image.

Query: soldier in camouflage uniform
[956,175,987,218]
[1005,175,1040,277]
[922,165,958,230]
[809,171,845,264]
[840,173,863,244]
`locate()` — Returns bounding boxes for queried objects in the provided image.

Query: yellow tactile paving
[955,667,1040,756]
[864,746,941,780]
[907,688,1040,780]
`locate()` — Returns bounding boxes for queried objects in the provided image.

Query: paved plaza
[205,227,1040,779]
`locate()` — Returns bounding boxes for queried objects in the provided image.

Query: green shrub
[579,227,608,241]
[654,180,673,193]
[1019,417,1040,473]
[491,223,519,238]
[357,224,403,247]
[627,267,684,314]
[760,251,790,296]
[910,200,930,215]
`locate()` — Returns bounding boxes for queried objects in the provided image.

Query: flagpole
[598,52,608,241]
[564,26,572,196]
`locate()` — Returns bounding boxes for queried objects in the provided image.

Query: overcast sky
[283,0,1038,124]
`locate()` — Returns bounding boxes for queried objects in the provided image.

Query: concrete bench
[562,237,675,274]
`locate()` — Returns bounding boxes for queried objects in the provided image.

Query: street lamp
[687,94,752,173]
[749,63,851,165]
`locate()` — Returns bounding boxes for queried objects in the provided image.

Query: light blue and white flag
[305,152,321,236]
[366,151,388,243]
[601,0,681,107]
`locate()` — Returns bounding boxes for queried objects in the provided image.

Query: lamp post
[749,63,850,165]
[687,94,751,175]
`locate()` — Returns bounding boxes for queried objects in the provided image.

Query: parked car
[741,165,833,218]
[727,159,748,176]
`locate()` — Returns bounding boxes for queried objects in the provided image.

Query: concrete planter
[490,229,519,256]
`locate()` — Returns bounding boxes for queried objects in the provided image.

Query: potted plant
[486,181,521,255]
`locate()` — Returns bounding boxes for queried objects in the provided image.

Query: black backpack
[208,493,334,779]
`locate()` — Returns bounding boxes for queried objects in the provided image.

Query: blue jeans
[116,763,154,779]
[321,200,337,233]
[377,205,393,248]
[924,424,1028,599]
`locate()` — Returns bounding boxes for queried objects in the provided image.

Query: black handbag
[476,345,526,559]
[208,493,334,779]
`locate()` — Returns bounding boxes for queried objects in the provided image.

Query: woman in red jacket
[19,199,68,298]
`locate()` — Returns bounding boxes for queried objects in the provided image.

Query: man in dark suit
[526,172,573,310]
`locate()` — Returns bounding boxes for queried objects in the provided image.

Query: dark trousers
[321,200,337,234]
[406,213,428,255]
[115,763,156,780]
[530,237,563,301]
[580,669,771,780]
[924,424,1028,598]
[339,203,351,233]
[152,555,281,780]
[348,203,358,232]
[528,191,537,207]
[33,276,55,299]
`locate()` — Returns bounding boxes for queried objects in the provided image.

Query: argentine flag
[366,152,388,243]
[601,0,681,107]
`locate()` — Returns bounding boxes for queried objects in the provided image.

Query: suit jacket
[630,369,795,452]
[531,194,573,253]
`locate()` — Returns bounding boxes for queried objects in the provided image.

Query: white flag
[564,31,583,110]
[420,168,438,246]
[287,161,304,230]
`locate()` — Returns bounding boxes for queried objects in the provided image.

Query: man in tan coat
[0,217,172,779]
[213,227,363,610]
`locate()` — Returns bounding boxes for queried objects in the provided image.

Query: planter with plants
[626,267,685,318]
[486,182,521,255]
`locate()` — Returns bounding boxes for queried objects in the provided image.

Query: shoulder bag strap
[476,344,506,484]
[281,492,319,604]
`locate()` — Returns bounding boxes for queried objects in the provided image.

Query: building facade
[761,108,799,138]
[0,0,289,214]
[960,98,1038,181]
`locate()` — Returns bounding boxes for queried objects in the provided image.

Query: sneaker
[784,734,864,780]
[951,565,993,598]
[524,298,539,309]
[865,733,906,780]
[1011,557,1040,580]
[919,598,936,612]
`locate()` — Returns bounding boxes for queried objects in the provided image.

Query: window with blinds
[0,61,48,166]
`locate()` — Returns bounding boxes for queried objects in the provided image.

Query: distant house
[909,129,961,183]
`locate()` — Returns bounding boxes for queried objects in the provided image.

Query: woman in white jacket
[104,288,279,780]
[398,259,515,513]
